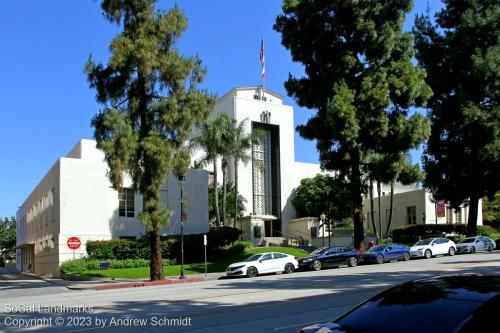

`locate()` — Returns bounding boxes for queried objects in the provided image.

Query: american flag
[260,38,265,78]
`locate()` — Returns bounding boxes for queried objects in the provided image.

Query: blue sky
[0,0,442,218]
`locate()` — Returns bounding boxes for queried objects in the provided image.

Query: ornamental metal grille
[253,129,272,215]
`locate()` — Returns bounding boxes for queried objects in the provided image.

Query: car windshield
[459,238,476,244]
[310,247,329,255]
[243,254,262,262]
[368,245,387,252]
[415,239,433,246]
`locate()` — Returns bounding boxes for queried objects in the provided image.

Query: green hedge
[60,258,176,274]
[476,225,496,237]
[85,227,242,263]
[392,224,468,244]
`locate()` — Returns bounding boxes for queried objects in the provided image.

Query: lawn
[75,246,309,279]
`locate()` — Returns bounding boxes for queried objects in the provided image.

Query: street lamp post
[178,175,186,280]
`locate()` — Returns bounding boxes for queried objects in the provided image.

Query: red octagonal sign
[67,237,81,250]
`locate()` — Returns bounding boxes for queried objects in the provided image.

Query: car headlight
[232,265,245,270]
[302,258,312,262]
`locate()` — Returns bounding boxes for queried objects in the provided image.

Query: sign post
[203,234,207,278]
[67,237,81,260]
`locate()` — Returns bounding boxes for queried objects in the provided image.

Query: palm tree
[226,118,263,228]
[192,114,231,226]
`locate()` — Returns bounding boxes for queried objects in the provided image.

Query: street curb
[93,277,205,290]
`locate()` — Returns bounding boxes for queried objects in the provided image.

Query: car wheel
[376,255,384,264]
[488,244,494,252]
[246,266,258,278]
[348,257,358,267]
[448,247,456,256]
[312,260,322,271]
[471,246,476,254]
[284,263,295,274]
[424,249,432,259]
[403,252,410,261]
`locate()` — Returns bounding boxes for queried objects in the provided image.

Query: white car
[226,252,299,278]
[456,236,496,254]
[410,237,457,259]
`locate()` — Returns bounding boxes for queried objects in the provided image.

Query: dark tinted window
[261,254,272,260]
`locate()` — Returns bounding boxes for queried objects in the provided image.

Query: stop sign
[67,237,81,250]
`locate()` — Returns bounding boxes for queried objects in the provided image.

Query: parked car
[410,237,456,259]
[363,243,410,264]
[496,238,500,250]
[456,236,496,254]
[225,252,298,278]
[297,275,500,333]
[298,246,361,271]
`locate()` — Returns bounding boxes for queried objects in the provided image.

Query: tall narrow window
[119,188,135,217]
[252,128,272,215]
[406,206,416,224]
[455,208,462,224]
[446,206,453,224]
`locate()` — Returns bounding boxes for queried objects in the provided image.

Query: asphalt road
[1,252,499,333]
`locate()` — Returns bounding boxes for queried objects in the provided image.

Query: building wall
[16,160,60,276]
[17,139,209,276]
[362,189,483,235]
[211,87,325,235]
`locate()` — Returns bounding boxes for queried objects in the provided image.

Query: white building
[16,139,208,277]
[201,87,325,245]
[362,183,483,235]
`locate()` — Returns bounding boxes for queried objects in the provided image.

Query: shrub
[233,240,252,249]
[477,225,496,237]
[378,238,393,245]
[489,233,500,240]
[392,224,467,244]
[446,235,465,243]
[85,227,243,263]
[60,258,176,274]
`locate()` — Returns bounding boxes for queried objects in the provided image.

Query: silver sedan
[456,236,495,254]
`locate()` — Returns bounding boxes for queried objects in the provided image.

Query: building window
[208,172,215,187]
[406,206,416,224]
[446,206,453,224]
[119,188,135,217]
[310,227,318,238]
[455,209,462,224]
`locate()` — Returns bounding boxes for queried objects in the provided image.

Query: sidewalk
[19,271,225,290]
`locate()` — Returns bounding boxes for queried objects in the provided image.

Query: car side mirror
[259,260,263,263]
[431,243,435,246]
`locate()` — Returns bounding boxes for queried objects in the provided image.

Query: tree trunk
[377,182,382,239]
[466,193,479,237]
[221,159,227,226]
[233,159,239,229]
[145,192,164,281]
[149,223,164,281]
[213,159,221,226]
[369,179,378,238]
[385,183,394,238]
[350,148,364,249]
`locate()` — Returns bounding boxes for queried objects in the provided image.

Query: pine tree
[85,0,215,280]
[275,0,431,248]
[414,0,500,236]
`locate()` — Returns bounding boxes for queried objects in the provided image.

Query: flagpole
[260,37,265,103]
